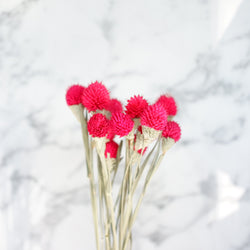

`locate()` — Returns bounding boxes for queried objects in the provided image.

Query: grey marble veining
[1,0,250,249]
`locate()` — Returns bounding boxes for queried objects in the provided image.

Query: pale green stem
[96,140,118,250]
[123,139,161,249]
[123,148,165,250]
[79,106,100,250]
[98,155,112,250]
[97,156,105,250]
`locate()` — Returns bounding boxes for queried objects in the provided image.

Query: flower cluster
[65,81,182,250]
[66,81,181,158]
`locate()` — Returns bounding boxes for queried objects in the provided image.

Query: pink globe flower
[156,95,177,116]
[82,81,110,112]
[106,98,123,114]
[110,112,134,137]
[162,121,181,142]
[66,84,85,106]
[140,104,167,131]
[125,95,149,118]
[105,140,119,158]
[87,113,110,137]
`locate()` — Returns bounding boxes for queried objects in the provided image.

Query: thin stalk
[129,230,132,250]
[98,155,112,250]
[97,155,105,250]
[119,138,131,250]
[79,107,100,250]
[121,139,134,250]
[132,153,164,226]
[131,141,158,195]
[112,140,123,186]
[96,140,118,250]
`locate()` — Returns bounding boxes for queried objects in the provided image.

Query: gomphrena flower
[110,112,134,137]
[140,103,167,131]
[125,95,149,119]
[156,95,177,116]
[162,121,181,142]
[87,113,110,138]
[106,98,123,114]
[82,81,110,112]
[105,140,119,158]
[66,84,85,106]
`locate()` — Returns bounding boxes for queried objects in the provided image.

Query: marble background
[1,0,250,249]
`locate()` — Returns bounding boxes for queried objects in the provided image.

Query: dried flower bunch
[65,81,181,250]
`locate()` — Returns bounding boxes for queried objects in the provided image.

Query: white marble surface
[1,0,250,249]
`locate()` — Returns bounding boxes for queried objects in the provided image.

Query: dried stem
[95,139,118,250]
[123,140,165,250]
[97,155,106,250]
[79,105,100,250]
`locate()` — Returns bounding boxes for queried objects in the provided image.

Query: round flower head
[82,81,110,112]
[87,113,110,137]
[140,103,167,131]
[125,95,149,118]
[66,84,85,106]
[156,95,177,116]
[105,140,119,158]
[162,121,181,142]
[107,98,123,114]
[110,112,134,137]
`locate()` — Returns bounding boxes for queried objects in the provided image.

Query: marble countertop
[1,0,250,249]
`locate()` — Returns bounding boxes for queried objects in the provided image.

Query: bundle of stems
[77,105,175,250]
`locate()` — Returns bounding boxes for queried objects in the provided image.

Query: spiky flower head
[125,95,149,119]
[82,81,110,112]
[110,112,134,137]
[156,95,177,116]
[105,140,119,158]
[66,84,85,106]
[106,98,123,114]
[87,113,110,138]
[140,103,167,131]
[162,121,181,142]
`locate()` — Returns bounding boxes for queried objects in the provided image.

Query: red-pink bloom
[162,121,181,142]
[87,113,110,137]
[82,81,110,112]
[137,147,147,155]
[110,112,134,137]
[105,140,119,158]
[106,98,123,114]
[66,84,85,106]
[125,95,149,118]
[156,95,177,116]
[140,104,167,131]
